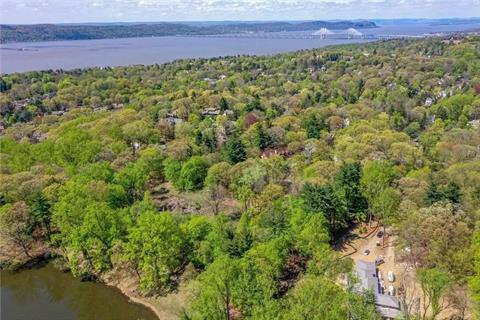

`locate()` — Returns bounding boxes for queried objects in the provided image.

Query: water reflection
[1,264,157,320]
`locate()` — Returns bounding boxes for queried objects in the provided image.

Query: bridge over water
[185,28,438,40]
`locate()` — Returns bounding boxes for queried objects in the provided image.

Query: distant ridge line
[0,20,377,43]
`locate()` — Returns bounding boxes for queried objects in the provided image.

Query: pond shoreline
[0,251,164,320]
[104,279,163,320]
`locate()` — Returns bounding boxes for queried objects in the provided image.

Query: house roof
[377,306,401,319]
[376,293,400,309]
[354,260,401,318]
[355,260,379,293]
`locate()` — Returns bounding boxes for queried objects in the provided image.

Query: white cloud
[1,0,479,23]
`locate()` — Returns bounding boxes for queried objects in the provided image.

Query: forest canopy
[1,36,479,319]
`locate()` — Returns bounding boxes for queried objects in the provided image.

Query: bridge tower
[347,28,363,39]
[313,27,333,39]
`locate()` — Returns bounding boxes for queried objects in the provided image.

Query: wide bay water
[1,22,479,74]
[0,264,158,320]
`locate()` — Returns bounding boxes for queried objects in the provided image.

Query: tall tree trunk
[224,282,231,320]
[82,249,95,273]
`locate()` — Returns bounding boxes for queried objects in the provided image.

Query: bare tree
[447,286,469,320]
[207,185,227,215]
[398,269,421,320]
[0,202,34,258]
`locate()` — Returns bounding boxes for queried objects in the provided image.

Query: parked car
[388,285,395,296]
[375,257,385,266]
[363,249,370,256]
[388,271,395,282]
[380,280,385,293]
[377,231,384,238]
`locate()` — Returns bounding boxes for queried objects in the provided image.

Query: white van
[388,271,395,282]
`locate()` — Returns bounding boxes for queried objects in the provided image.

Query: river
[0,264,158,320]
[1,22,479,74]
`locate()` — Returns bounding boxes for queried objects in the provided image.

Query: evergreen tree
[302,183,347,232]
[334,162,368,221]
[426,182,443,205]
[302,114,325,139]
[231,213,253,257]
[254,124,271,151]
[27,192,52,237]
[225,136,247,164]
[443,182,461,204]
[426,181,461,205]
[219,97,229,111]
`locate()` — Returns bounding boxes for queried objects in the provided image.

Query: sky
[1,0,479,24]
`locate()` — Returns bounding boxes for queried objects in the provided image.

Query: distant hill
[0,20,376,43]
[373,17,480,26]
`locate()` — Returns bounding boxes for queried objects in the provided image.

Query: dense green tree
[180,215,212,268]
[205,162,232,188]
[114,162,148,204]
[219,97,229,111]
[334,162,368,220]
[27,192,52,237]
[372,187,401,225]
[55,201,127,275]
[302,183,347,231]
[224,136,247,164]
[54,128,102,169]
[231,213,253,257]
[191,255,240,320]
[121,120,155,154]
[125,212,185,292]
[442,182,462,204]
[163,157,182,187]
[302,113,325,139]
[254,124,272,151]
[360,161,395,224]
[426,181,462,205]
[469,230,480,313]
[233,239,287,317]
[283,275,347,320]
[405,121,421,139]
[78,202,128,271]
[178,156,209,191]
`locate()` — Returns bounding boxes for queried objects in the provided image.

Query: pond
[0,264,158,320]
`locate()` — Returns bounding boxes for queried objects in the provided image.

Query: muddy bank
[0,242,55,271]
[107,281,165,320]
[103,267,192,320]
[1,241,189,320]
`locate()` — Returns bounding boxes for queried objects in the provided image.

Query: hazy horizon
[3,17,480,26]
